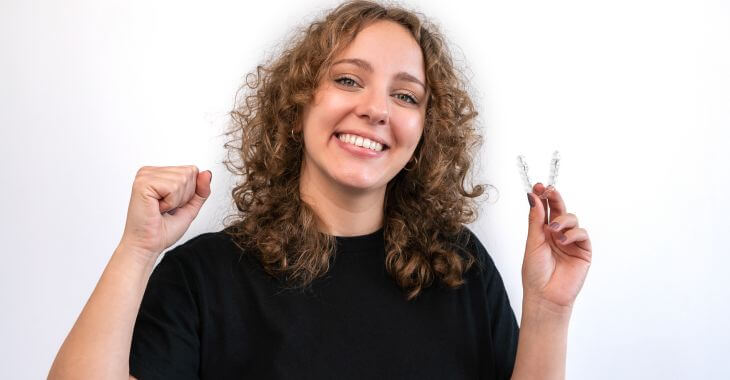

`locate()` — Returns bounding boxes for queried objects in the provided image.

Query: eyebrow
[332,58,427,91]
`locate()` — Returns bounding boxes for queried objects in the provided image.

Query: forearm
[48,245,157,380]
[511,297,572,380]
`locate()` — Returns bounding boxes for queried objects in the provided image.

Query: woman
[49,1,592,379]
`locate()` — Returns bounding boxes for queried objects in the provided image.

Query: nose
[356,89,389,125]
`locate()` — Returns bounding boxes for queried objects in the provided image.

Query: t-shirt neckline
[332,226,385,253]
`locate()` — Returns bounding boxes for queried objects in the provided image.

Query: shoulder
[175,228,239,251]
[158,228,247,269]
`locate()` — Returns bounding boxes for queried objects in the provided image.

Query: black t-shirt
[129,226,519,379]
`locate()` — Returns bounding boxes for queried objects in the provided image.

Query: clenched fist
[117,165,212,262]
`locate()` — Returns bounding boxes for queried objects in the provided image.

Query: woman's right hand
[117,165,212,263]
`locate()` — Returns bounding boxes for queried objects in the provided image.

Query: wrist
[513,298,571,380]
[113,242,160,272]
[522,294,574,322]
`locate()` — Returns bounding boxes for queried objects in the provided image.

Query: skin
[295,17,594,311]
[49,18,593,380]
[295,20,595,377]
[512,182,593,380]
[298,20,428,237]
[524,182,592,311]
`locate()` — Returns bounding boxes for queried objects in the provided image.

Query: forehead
[332,20,425,81]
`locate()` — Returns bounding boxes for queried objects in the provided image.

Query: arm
[48,245,156,380]
[49,165,211,379]
[511,297,572,380]
[512,185,592,379]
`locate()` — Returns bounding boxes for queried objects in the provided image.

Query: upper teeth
[337,133,385,152]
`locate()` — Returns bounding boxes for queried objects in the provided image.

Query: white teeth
[337,133,385,152]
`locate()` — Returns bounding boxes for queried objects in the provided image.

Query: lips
[334,131,390,149]
[335,133,388,152]
[332,133,386,158]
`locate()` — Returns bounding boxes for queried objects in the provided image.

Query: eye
[394,93,418,105]
[334,75,419,105]
[334,76,359,87]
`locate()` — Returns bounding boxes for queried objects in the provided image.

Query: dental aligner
[538,150,560,199]
[517,150,561,199]
[547,150,560,188]
[516,155,533,193]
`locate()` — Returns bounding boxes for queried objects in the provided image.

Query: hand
[522,183,592,312]
[118,165,212,262]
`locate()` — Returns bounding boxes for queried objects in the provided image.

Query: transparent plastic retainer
[517,150,560,200]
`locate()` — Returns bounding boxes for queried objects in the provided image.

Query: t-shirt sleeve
[467,228,520,380]
[129,246,200,380]
[484,251,520,379]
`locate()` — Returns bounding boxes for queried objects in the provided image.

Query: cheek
[305,90,352,135]
[392,113,424,149]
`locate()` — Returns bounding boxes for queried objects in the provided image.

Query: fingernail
[527,193,535,208]
[558,233,566,242]
[550,222,560,230]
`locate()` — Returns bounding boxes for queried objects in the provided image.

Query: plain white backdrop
[1,0,728,378]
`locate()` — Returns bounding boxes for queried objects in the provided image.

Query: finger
[137,177,183,214]
[149,167,198,213]
[540,185,567,224]
[156,177,188,214]
[548,213,579,232]
[533,183,549,224]
[556,228,592,251]
[138,165,196,180]
[182,165,200,208]
[177,170,212,216]
[165,166,199,214]
[168,166,201,215]
[526,192,547,245]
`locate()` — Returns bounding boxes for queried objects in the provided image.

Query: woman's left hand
[522,183,592,313]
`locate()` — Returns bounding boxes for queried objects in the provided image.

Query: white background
[1,0,728,378]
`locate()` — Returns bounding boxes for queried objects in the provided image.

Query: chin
[332,171,386,192]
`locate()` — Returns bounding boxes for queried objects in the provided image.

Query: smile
[333,133,388,158]
[335,133,386,152]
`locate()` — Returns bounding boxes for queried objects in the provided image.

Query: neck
[299,159,385,237]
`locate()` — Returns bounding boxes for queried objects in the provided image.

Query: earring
[290,128,300,142]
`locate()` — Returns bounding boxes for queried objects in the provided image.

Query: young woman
[49,1,592,379]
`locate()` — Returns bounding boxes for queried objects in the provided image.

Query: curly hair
[222,0,492,301]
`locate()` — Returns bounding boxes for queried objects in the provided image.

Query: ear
[291,114,302,134]
[294,105,309,133]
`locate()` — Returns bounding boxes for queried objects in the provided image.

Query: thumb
[526,192,546,243]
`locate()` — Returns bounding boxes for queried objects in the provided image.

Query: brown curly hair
[222,0,492,301]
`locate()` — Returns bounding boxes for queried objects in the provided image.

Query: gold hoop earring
[290,128,300,142]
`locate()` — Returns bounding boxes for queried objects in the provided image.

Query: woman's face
[300,20,427,194]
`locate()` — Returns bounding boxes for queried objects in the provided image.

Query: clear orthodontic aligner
[516,150,561,199]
